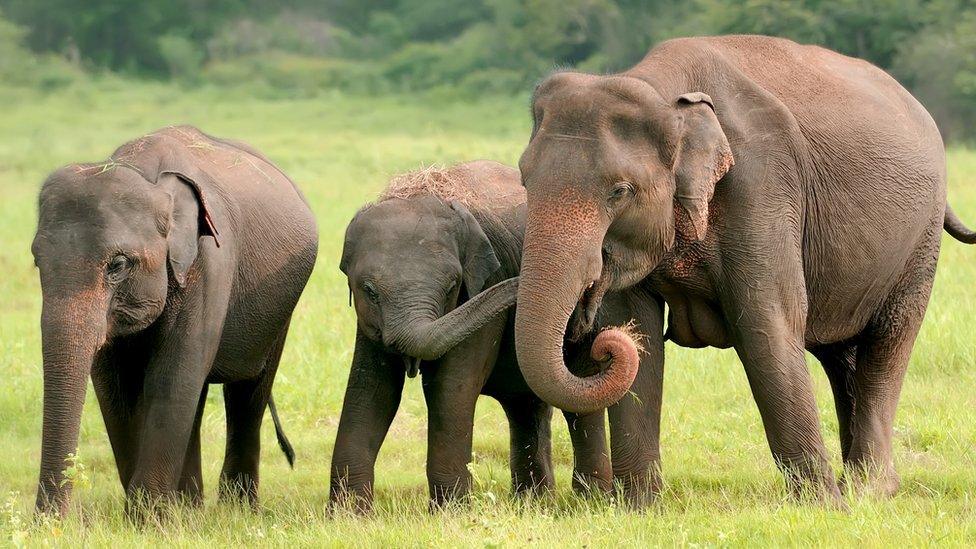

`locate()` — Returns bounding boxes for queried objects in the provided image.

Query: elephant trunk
[35,298,105,516]
[514,202,639,414]
[386,277,519,361]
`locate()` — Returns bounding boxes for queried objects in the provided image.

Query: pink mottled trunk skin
[514,190,639,414]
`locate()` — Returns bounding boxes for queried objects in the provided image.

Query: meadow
[0,80,974,546]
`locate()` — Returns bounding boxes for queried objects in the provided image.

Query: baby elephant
[31,126,318,516]
[329,161,664,511]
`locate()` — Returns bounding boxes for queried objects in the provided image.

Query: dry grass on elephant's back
[379,162,525,211]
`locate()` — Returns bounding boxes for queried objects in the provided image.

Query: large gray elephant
[31,126,318,516]
[329,161,664,510]
[512,35,976,504]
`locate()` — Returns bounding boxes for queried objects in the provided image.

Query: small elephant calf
[32,126,318,516]
[329,161,664,511]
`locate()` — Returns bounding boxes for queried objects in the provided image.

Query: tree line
[1,0,975,139]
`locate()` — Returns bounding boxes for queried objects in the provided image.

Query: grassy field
[1,80,975,547]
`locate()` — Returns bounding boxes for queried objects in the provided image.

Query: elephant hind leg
[218,325,290,507]
[843,241,935,498]
[811,343,857,462]
[843,313,926,497]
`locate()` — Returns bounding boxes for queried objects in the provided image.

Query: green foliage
[892,9,976,141]
[157,34,205,82]
[0,7,81,89]
[4,0,976,138]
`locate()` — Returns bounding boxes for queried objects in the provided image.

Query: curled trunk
[388,277,519,360]
[514,209,640,415]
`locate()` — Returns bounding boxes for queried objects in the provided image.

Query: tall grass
[0,81,974,546]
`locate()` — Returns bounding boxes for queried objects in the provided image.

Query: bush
[0,9,81,89]
[202,53,390,97]
[157,34,205,82]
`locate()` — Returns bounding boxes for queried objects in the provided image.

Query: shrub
[157,34,205,82]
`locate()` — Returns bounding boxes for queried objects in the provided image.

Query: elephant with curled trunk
[329,161,664,510]
[514,35,976,504]
[31,126,317,516]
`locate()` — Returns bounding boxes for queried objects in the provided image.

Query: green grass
[1,79,975,546]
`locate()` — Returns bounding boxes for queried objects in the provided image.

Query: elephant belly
[664,294,732,349]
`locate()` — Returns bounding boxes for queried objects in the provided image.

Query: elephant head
[340,196,518,375]
[31,154,218,515]
[515,72,733,414]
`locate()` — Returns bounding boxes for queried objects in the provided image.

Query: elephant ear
[672,92,734,240]
[451,201,501,298]
[157,163,220,287]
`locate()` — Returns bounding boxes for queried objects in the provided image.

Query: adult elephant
[31,126,317,516]
[514,35,976,503]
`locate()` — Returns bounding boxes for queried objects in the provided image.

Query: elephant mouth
[568,268,613,342]
[402,355,422,378]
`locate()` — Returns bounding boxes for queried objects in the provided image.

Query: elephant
[31,125,318,516]
[329,161,664,511]
[511,34,976,505]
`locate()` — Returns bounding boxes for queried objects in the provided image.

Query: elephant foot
[176,478,204,508]
[840,461,900,499]
[615,470,662,510]
[571,469,613,496]
[328,482,374,515]
[124,488,181,524]
[218,472,259,508]
[777,456,848,511]
[428,481,471,511]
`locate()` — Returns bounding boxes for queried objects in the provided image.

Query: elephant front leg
[500,397,555,496]
[177,385,208,506]
[608,353,664,509]
[329,331,404,513]
[125,360,212,515]
[422,368,484,509]
[563,410,612,495]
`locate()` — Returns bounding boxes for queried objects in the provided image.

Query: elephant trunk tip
[577,326,641,411]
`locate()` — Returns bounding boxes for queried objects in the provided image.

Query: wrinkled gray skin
[31,126,318,516]
[514,35,976,505]
[329,161,664,510]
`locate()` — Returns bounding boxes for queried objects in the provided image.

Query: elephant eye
[608,181,635,203]
[106,254,132,283]
[362,280,380,304]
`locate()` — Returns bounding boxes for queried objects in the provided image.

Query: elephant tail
[945,205,976,244]
[268,395,295,468]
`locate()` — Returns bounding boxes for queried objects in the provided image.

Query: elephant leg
[843,311,925,497]
[218,323,291,507]
[563,410,612,495]
[811,343,857,462]
[126,319,220,515]
[422,318,501,509]
[595,289,666,508]
[499,396,554,496]
[724,292,841,504]
[177,384,208,505]
[90,343,146,493]
[422,360,489,509]
[218,376,269,506]
[329,330,405,513]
